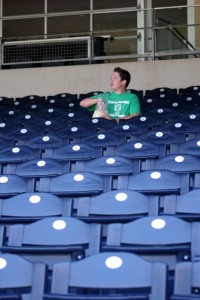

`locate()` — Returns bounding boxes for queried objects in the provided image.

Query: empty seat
[137,130,186,144]
[0,137,14,149]
[114,140,166,159]
[108,123,149,136]
[6,158,70,177]
[73,156,139,175]
[56,124,97,138]
[145,87,178,97]
[0,174,32,197]
[179,85,200,95]
[19,134,69,148]
[159,121,200,135]
[171,261,200,300]
[145,154,200,174]
[170,138,200,156]
[117,169,189,194]
[0,217,101,260]
[0,145,40,163]
[0,192,72,223]
[163,189,200,221]
[75,117,116,131]
[103,216,200,268]
[44,252,167,300]
[76,189,159,223]
[80,132,125,146]
[43,143,102,160]
[0,253,46,300]
[38,172,106,196]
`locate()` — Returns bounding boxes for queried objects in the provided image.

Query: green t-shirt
[89,92,141,119]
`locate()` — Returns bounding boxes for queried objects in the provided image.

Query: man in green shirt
[79,67,141,122]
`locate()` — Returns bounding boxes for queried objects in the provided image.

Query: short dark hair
[114,67,131,88]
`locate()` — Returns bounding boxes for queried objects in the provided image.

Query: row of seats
[1,188,200,224]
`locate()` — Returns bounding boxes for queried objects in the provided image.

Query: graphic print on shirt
[114,103,122,115]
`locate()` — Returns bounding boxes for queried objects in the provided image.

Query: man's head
[110,67,131,93]
[114,67,131,89]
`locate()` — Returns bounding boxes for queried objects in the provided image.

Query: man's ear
[121,79,126,86]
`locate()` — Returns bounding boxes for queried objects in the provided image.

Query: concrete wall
[0,58,200,98]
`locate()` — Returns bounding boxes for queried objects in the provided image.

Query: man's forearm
[80,98,98,108]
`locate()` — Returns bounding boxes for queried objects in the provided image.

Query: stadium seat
[5,126,41,140]
[80,132,126,146]
[43,143,102,160]
[38,172,107,195]
[145,154,200,174]
[76,189,159,222]
[169,138,200,156]
[162,189,200,221]
[0,174,33,197]
[18,134,69,148]
[6,158,70,177]
[0,137,14,149]
[114,140,166,159]
[117,169,189,194]
[56,124,97,138]
[103,216,200,268]
[145,87,178,97]
[0,253,46,300]
[108,123,149,136]
[0,217,101,260]
[136,130,186,144]
[0,145,40,163]
[44,252,167,300]
[75,117,116,131]
[171,261,200,300]
[72,156,139,175]
[179,85,200,95]
[0,192,72,223]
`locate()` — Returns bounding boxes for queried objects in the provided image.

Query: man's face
[110,71,126,93]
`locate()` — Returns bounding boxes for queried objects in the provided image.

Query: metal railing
[0,4,200,68]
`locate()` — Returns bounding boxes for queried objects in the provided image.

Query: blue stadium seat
[75,117,116,131]
[163,189,200,221]
[0,174,33,197]
[114,140,166,159]
[0,145,40,163]
[6,158,70,177]
[145,87,178,97]
[73,156,139,175]
[76,189,159,222]
[0,137,14,149]
[117,169,189,194]
[5,126,41,140]
[103,216,200,268]
[0,192,72,223]
[44,252,167,300]
[80,132,126,146]
[56,124,97,138]
[136,130,186,144]
[169,138,200,156]
[179,85,200,95]
[0,253,46,300]
[108,123,149,136]
[0,217,101,260]
[43,143,102,160]
[171,261,200,300]
[145,154,200,174]
[18,134,69,148]
[38,172,107,196]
